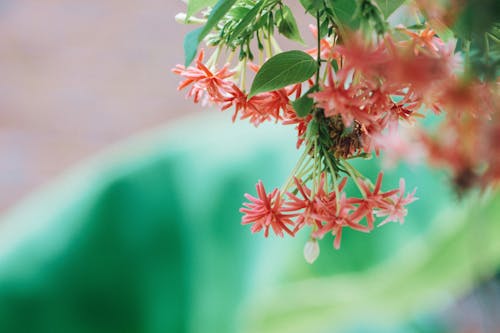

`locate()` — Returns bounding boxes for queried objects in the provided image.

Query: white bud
[175,12,207,25]
[303,239,320,264]
[175,12,187,24]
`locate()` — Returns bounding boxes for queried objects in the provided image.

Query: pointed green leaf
[292,86,318,118]
[227,0,265,44]
[298,0,323,13]
[277,6,305,44]
[327,0,360,29]
[374,0,406,19]
[184,0,238,66]
[249,51,317,98]
[184,27,203,67]
[186,0,218,18]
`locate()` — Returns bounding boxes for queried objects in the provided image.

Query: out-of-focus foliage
[452,0,500,80]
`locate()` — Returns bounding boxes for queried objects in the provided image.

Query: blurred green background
[0,113,498,333]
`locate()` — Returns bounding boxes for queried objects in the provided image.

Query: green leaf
[184,0,238,66]
[184,27,203,67]
[327,0,360,29]
[292,86,318,118]
[452,0,500,40]
[249,51,317,98]
[298,0,323,13]
[277,6,305,44]
[374,0,406,19]
[186,0,218,18]
[227,0,265,44]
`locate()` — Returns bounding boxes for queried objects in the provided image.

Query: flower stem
[281,141,313,194]
[315,11,321,86]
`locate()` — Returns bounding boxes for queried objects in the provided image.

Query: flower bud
[303,239,320,264]
[175,13,207,25]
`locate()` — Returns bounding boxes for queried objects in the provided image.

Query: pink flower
[221,83,267,123]
[282,106,312,148]
[372,127,425,168]
[397,25,443,56]
[313,193,370,249]
[305,24,341,62]
[172,50,235,103]
[382,40,449,95]
[222,84,291,126]
[334,33,390,77]
[283,177,323,232]
[247,88,290,122]
[349,173,399,229]
[376,178,417,225]
[310,68,379,127]
[240,181,296,237]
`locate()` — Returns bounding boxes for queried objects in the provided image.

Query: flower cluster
[241,173,416,250]
[174,0,499,262]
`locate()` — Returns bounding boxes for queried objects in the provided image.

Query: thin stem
[315,11,321,85]
[280,141,313,194]
[311,140,320,197]
[265,30,273,58]
[342,160,366,196]
[241,57,247,91]
[270,36,282,53]
[257,31,264,65]
[463,40,471,75]
[227,51,236,66]
[322,147,340,212]
[206,45,221,69]
[487,32,500,43]
[484,32,490,63]
[297,159,314,179]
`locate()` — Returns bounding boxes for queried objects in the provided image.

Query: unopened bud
[175,12,207,25]
[304,239,320,264]
[175,12,187,23]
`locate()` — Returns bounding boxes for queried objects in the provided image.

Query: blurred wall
[0,0,194,212]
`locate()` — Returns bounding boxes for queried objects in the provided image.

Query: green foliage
[249,51,317,97]
[298,0,324,13]
[186,0,218,18]
[356,0,388,34]
[277,5,305,44]
[183,28,203,67]
[227,0,266,45]
[327,0,361,30]
[375,0,406,19]
[292,86,318,118]
[184,0,238,66]
[452,0,500,41]
[452,0,500,80]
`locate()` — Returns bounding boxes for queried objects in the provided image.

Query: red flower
[349,173,399,229]
[283,177,323,232]
[376,179,417,225]
[305,24,341,62]
[313,193,370,249]
[310,67,380,127]
[334,33,390,77]
[282,106,312,148]
[172,50,235,103]
[240,181,296,237]
[222,84,291,126]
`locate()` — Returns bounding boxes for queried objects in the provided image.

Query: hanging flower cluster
[174,0,499,262]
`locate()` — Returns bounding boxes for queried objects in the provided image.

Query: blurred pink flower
[376,179,418,225]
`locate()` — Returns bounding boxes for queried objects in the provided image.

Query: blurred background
[0,0,193,212]
[0,1,499,333]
